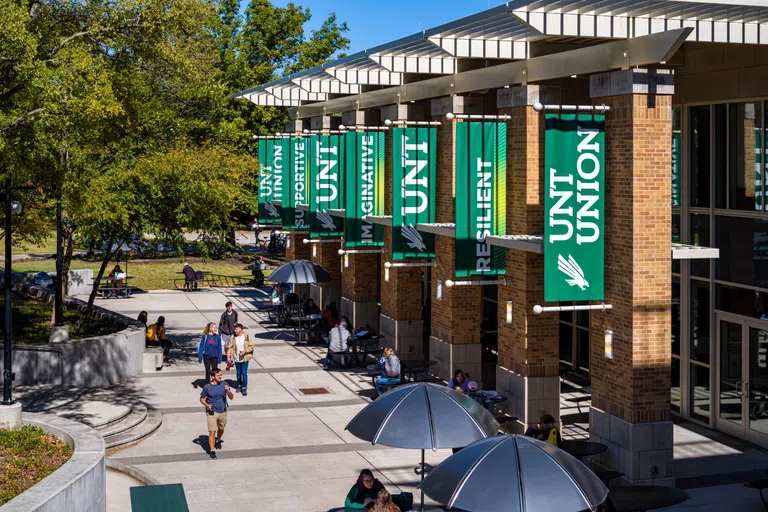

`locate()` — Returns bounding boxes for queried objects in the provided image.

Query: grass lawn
[0,425,73,505]
[12,257,256,291]
[0,231,59,256]
[0,292,117,344]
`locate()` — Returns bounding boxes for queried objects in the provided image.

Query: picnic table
[174,271,212,290]
[348,334,384,366]
[401,359,438,383]
[97,275,136,298]
[292,314,324,344]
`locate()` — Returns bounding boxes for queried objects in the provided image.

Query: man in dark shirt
[219,302,238,361]
[200,368,234,459]
[524,413,561,447]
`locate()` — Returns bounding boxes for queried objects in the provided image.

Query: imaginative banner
[282,137,308,229]
[309,134,344,238]
[257,139,282,224]
[392,127,436,260]
[455,122,507,278]
[544,113,605,302]
[345,131,385,247]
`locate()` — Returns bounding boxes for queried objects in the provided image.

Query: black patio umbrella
[419,434,609,512]
[345,382,499,510]
[268,259,331,284]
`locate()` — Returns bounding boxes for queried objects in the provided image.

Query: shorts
[206,411,227,431]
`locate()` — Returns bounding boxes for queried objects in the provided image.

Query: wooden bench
[326,351,351,369]
[97,286,138,298]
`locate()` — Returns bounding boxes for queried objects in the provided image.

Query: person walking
[199,368,234,459]
[226,323,254,395]
[197,323,222,384]
[219,301,238,363]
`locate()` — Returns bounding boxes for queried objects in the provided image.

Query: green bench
[130,483,189,512]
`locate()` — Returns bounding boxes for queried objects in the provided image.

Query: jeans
[235,361,249,390]
[203,356,219,383]
[323,349,348,369]
[375,376,401,395]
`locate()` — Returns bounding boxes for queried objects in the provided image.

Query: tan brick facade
[310,240,342,308]
[285,232,311,261]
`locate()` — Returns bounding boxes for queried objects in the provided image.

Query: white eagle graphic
[265,202,280,218]
[317,211,337,231]
[558,254,589,291]
[402,224,426,251]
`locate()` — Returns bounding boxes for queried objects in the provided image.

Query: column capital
[341,110,381,127]
[285,119,305,133]
[497,85,561,109]
[590,69,674,98]
[310,115,332,131]
[430,95,482,117]
[380,103,426,123]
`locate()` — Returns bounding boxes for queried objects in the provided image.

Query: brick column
[429,96,484,385]
[587,69,675,485]
[379,103,427,360]
[494,86,563,431]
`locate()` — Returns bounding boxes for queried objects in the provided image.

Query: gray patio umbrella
[345,382,499,511]
[420,434,609,512]
[268,259,331,284]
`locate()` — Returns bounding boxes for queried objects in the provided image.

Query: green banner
[282,137,309,229]
[455,122,507,278]
[310,134,344,237]
[392,127,436,260]
[672,131,681,208]
[345,131,384,247]
[544,113,605,302]
[257,139,282,224]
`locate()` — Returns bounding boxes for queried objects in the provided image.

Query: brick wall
[311,241,342,291]
[435,116,456,224]
[286,232,311,261]
[342,252,381,303]
[590,94,672,424]
[380,227,423,321]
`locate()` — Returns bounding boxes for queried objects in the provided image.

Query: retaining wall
[0,413,106,512]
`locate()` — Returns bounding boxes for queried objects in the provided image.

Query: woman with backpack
[373,347,401,396]
[323,316,352,370]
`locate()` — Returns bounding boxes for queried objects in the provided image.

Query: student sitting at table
[345,469,386,510]
[373,347,401,395]
[524,413,561,447]
[322,300,339,330]
[323,316,352,369]
[109,264,127,293]
[447,368,470,393]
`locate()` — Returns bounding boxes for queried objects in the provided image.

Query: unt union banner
[257,139,282,225]
[455,122,506,278]
[544,113,605,302]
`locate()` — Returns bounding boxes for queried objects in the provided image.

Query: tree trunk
[75,238,113,333]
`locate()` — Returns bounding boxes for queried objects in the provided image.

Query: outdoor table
[559,440,607,460]
[98,276,135,298]
[292,315,324,344]
[402,360,438,382]
[608,485,689,511]
[348,336,383,366]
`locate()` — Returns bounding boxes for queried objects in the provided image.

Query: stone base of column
[495,365,560,434]
[341,298,379,332]
[379,315,424,361]
[429,337,482,388]
[588,406,675,486]
[310,284,340,311]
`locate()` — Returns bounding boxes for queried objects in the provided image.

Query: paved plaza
[10,285,768,511]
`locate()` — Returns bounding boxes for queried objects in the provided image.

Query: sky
[268,0,509,54]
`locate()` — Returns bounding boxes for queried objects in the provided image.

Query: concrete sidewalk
[82,287,451,512]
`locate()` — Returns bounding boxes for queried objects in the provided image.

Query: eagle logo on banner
[265,202,280,218]
[317,211,337,231]
[402,224,426,252]
[558,254,589,291]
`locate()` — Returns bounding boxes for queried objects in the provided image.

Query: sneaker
[242,389,248,396]
[209,450,217,460]
[214,440,222,450]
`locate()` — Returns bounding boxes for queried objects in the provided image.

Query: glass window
[715,104,728,208]
[560,309,573,324]
[673,213,681,274]
[690,214,710,278]
[715,216,768,289]
[690,105,711,208]
[672,107,682,208]
[576,328,590,372]
[729,102,764,211]
[716,284,768,320]
[576,309,589,329]
[560,322,573,367]
[690,363,711,422]
[672,278,681,356]
[691,280,710,364]
[671,357,681,413]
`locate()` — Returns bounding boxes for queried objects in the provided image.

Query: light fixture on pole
[505,301,513,325]
[384,266,390,282]
[445,279,507,288]
[604,330,614,359]
[436,280,443,301]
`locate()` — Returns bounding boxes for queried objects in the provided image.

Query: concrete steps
[97,403,162,450]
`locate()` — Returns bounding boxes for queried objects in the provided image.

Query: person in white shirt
[226,323,253,395]
[323,316,352,370]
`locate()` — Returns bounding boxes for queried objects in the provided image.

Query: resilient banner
[454,122,507,278]
[282,137,309,229]
[392,127,437,261]
[309,134,345,238]
[544,113,605,302]
[345,131,385,247]
[257,139,282,225]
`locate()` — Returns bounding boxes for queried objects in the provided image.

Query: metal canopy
[363,215,393,226]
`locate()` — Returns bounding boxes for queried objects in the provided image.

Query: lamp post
[2,179,13,405]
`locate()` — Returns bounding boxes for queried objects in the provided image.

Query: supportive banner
[345,131,385,247]
[310,134,344,238]
[455,122,507,278]
[544,113,605,302]
[257,139,282,224]
[392,127,436,260]
[282,137,309,229]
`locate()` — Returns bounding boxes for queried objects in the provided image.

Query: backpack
[383,355,400,378]
[545,427,559,446]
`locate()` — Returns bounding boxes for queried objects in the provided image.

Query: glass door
[747,323,768,445]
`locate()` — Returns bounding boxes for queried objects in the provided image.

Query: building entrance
[716,313,768,447]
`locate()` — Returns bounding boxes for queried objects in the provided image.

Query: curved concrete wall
[0,413,106,512]
[0,283,145,387]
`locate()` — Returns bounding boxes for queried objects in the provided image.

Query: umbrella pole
[420,448,425,511]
